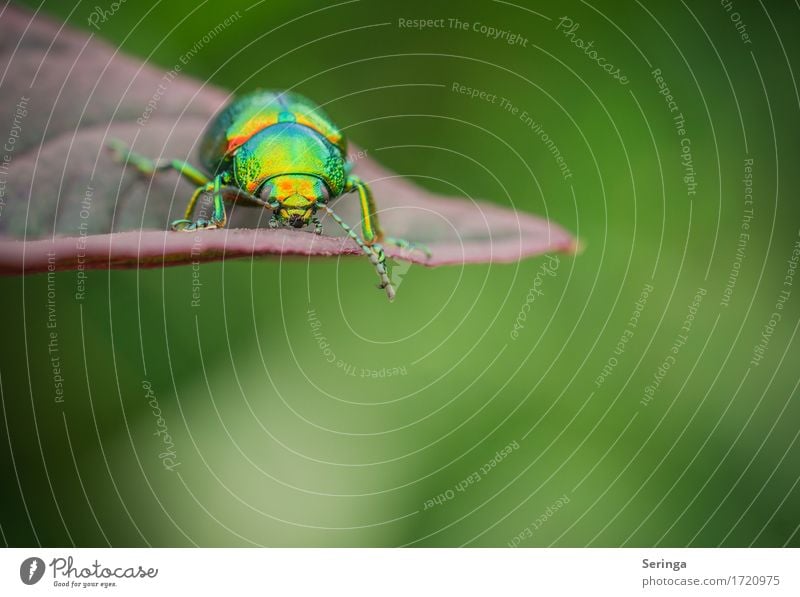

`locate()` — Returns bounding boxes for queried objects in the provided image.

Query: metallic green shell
[232,123,346,195]
[198,89,346,174]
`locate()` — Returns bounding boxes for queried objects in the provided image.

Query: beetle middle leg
[170,176,226,230]
[171,180,270,231]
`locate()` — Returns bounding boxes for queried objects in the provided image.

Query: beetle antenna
[320,204,396,301]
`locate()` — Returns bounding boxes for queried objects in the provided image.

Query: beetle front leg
[344,175,383,245]
[343,175,392,276]
[343,175,431,262]
[320,204,395,301]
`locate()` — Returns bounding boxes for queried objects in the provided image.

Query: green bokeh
[2,0,799,547]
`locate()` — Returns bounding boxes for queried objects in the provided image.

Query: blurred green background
[2,0,799,547]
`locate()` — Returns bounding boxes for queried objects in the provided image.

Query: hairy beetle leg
[384,237,432,259]
[370,242,391,279]
[320,204,396,301]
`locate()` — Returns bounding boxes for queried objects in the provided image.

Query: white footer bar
[1,548,797,595]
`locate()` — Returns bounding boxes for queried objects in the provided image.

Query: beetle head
[260,174,329,228]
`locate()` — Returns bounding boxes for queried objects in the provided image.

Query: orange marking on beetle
[225,115,281,153]
[225,135,250,154]
[295,114,342,146]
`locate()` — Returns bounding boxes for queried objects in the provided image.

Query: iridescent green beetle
[109,89,427,300]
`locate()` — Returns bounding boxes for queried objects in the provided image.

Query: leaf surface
[0,5,575,275]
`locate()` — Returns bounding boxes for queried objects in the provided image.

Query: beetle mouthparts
[288,214,304,228]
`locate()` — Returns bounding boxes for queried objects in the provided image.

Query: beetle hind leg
[107,139,210,186]
[384,237,432,259]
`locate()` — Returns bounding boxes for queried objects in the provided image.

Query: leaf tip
[568,237,586,256]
